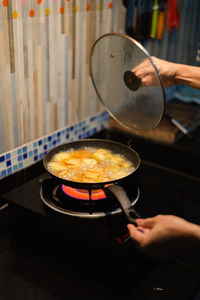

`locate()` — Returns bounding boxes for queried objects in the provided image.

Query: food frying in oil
[47,148,135,183]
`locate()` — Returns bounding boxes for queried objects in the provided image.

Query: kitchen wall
[0,0,126,178]
[0,0,199,179]
[0,0,125,154]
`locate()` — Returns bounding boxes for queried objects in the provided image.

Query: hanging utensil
[167,0,179,32]
[156,0,165,40]
[150,0,159,38]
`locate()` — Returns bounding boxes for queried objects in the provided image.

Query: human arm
[134,56,200,90]
[127,215,200,267]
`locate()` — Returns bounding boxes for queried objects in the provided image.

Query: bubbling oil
[47,147,135,183]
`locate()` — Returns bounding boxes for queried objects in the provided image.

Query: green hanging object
[150,0,159,38]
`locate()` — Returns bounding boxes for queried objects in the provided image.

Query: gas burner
[40,178,140,219]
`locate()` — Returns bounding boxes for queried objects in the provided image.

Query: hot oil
[47,147,135,183]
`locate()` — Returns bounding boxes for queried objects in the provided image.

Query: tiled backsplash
[0,111,109,179]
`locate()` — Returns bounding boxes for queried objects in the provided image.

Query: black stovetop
[0,128,200,300]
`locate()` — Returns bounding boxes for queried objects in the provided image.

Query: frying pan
[43,139,141,224]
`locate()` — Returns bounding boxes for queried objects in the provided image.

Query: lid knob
[124,71,141,91]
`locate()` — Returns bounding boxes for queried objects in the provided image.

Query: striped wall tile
[0,0,121,154]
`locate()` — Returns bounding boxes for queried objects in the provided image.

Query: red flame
[62,185,107,200]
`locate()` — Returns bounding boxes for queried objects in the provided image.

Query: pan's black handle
[105,185,141,225]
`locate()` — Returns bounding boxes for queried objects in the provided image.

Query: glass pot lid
[90,33,165,131]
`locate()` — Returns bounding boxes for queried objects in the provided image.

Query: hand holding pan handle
[105,185,141,225]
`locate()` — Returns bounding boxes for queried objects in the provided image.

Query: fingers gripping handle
[106,185,141,224]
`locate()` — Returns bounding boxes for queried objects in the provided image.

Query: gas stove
[0,128,200,300]
[39,177,140,218]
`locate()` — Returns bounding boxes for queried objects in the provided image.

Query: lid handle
[124,71,141,91]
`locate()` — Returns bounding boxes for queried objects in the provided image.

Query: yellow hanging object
[150,0,159,38]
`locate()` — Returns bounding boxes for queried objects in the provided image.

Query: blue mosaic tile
[1,170,6,177]
[18,155,22,162]
[6,153,11,160]
[48,136,52,141]
[34,155,38,161]
[7,167,12,175]
[6,160,11,167]
[53,140,56,146]
[34,149,38,155]
[0,156,5,163]
[23,153,28,160]
[23,146,27,152]
[18,162,23,168]
[38,140,42,146]
[33,142,37,148]
[17,149,22,155]
[29,150,33,157]
[13,165,18,172]
[43,144,47,150]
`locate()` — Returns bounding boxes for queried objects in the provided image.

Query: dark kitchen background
[0,1,200,300]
